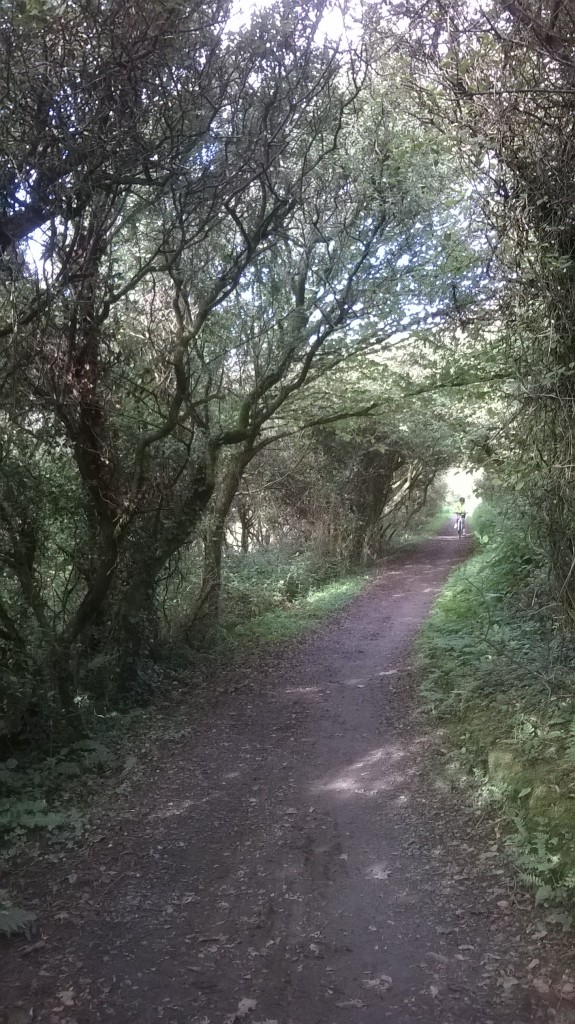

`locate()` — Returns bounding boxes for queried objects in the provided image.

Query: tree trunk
[237,498,251,553]
[347,449,403,565]
[111,453,219,700]
[191,446,255,642]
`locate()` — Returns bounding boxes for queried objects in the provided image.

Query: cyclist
[454,497,466,535]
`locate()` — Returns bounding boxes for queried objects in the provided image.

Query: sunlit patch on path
[0,529,559,1024]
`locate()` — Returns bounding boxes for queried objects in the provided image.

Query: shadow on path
[1,530,566,1023]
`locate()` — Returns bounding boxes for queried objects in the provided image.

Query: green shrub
[0,736,121,858]
[0,890,37,937]
[219,543,342,624]
[217,566,368,650]
[418,498,575,919]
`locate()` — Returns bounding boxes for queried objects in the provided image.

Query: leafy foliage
[10,0,575,943]
[0,891,36,938]
[0,738,119,859]
[7,8,575,945]
[0,2,479,735]
[419,500,575,913]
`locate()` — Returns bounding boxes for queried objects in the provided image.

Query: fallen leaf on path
[367,866,390,880]
[236,998,257,1016]
[363,975,393,995]
[121,754,138,776]
[427,951,449,965]
[499,976,520,993]
[57,989,75,1006]
[21,939,46,955]
[430,984,439,998]
[336,999,365,1008]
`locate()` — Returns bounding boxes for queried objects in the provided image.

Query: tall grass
[418,499,575,921]
[211,544,368,649]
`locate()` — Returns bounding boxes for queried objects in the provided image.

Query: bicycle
[455,513,466,538]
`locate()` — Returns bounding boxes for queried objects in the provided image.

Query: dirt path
[2,530,573,1023]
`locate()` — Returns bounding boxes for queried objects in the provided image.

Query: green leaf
[55,762,81,776]
[0,905,37,937]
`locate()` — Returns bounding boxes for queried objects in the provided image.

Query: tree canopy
[2,0,575,745]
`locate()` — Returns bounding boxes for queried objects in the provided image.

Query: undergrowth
[216,549,368,650]
[0,552,368,931]
[418,498,575,926]
[1,518,435,932]
[400,504,452,546]
[0,737,115,855]
[211,504,446,652]
[0,721,145,933]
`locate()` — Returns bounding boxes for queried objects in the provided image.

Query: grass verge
[417,535,575,927]
[217,571,369,650]
[400,505,451,546]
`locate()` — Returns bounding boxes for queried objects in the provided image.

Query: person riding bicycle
[454,497,466,533]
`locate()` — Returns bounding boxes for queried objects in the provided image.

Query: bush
[0,735,128,861]
[418,498,575,920]
[219,544,341,622]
